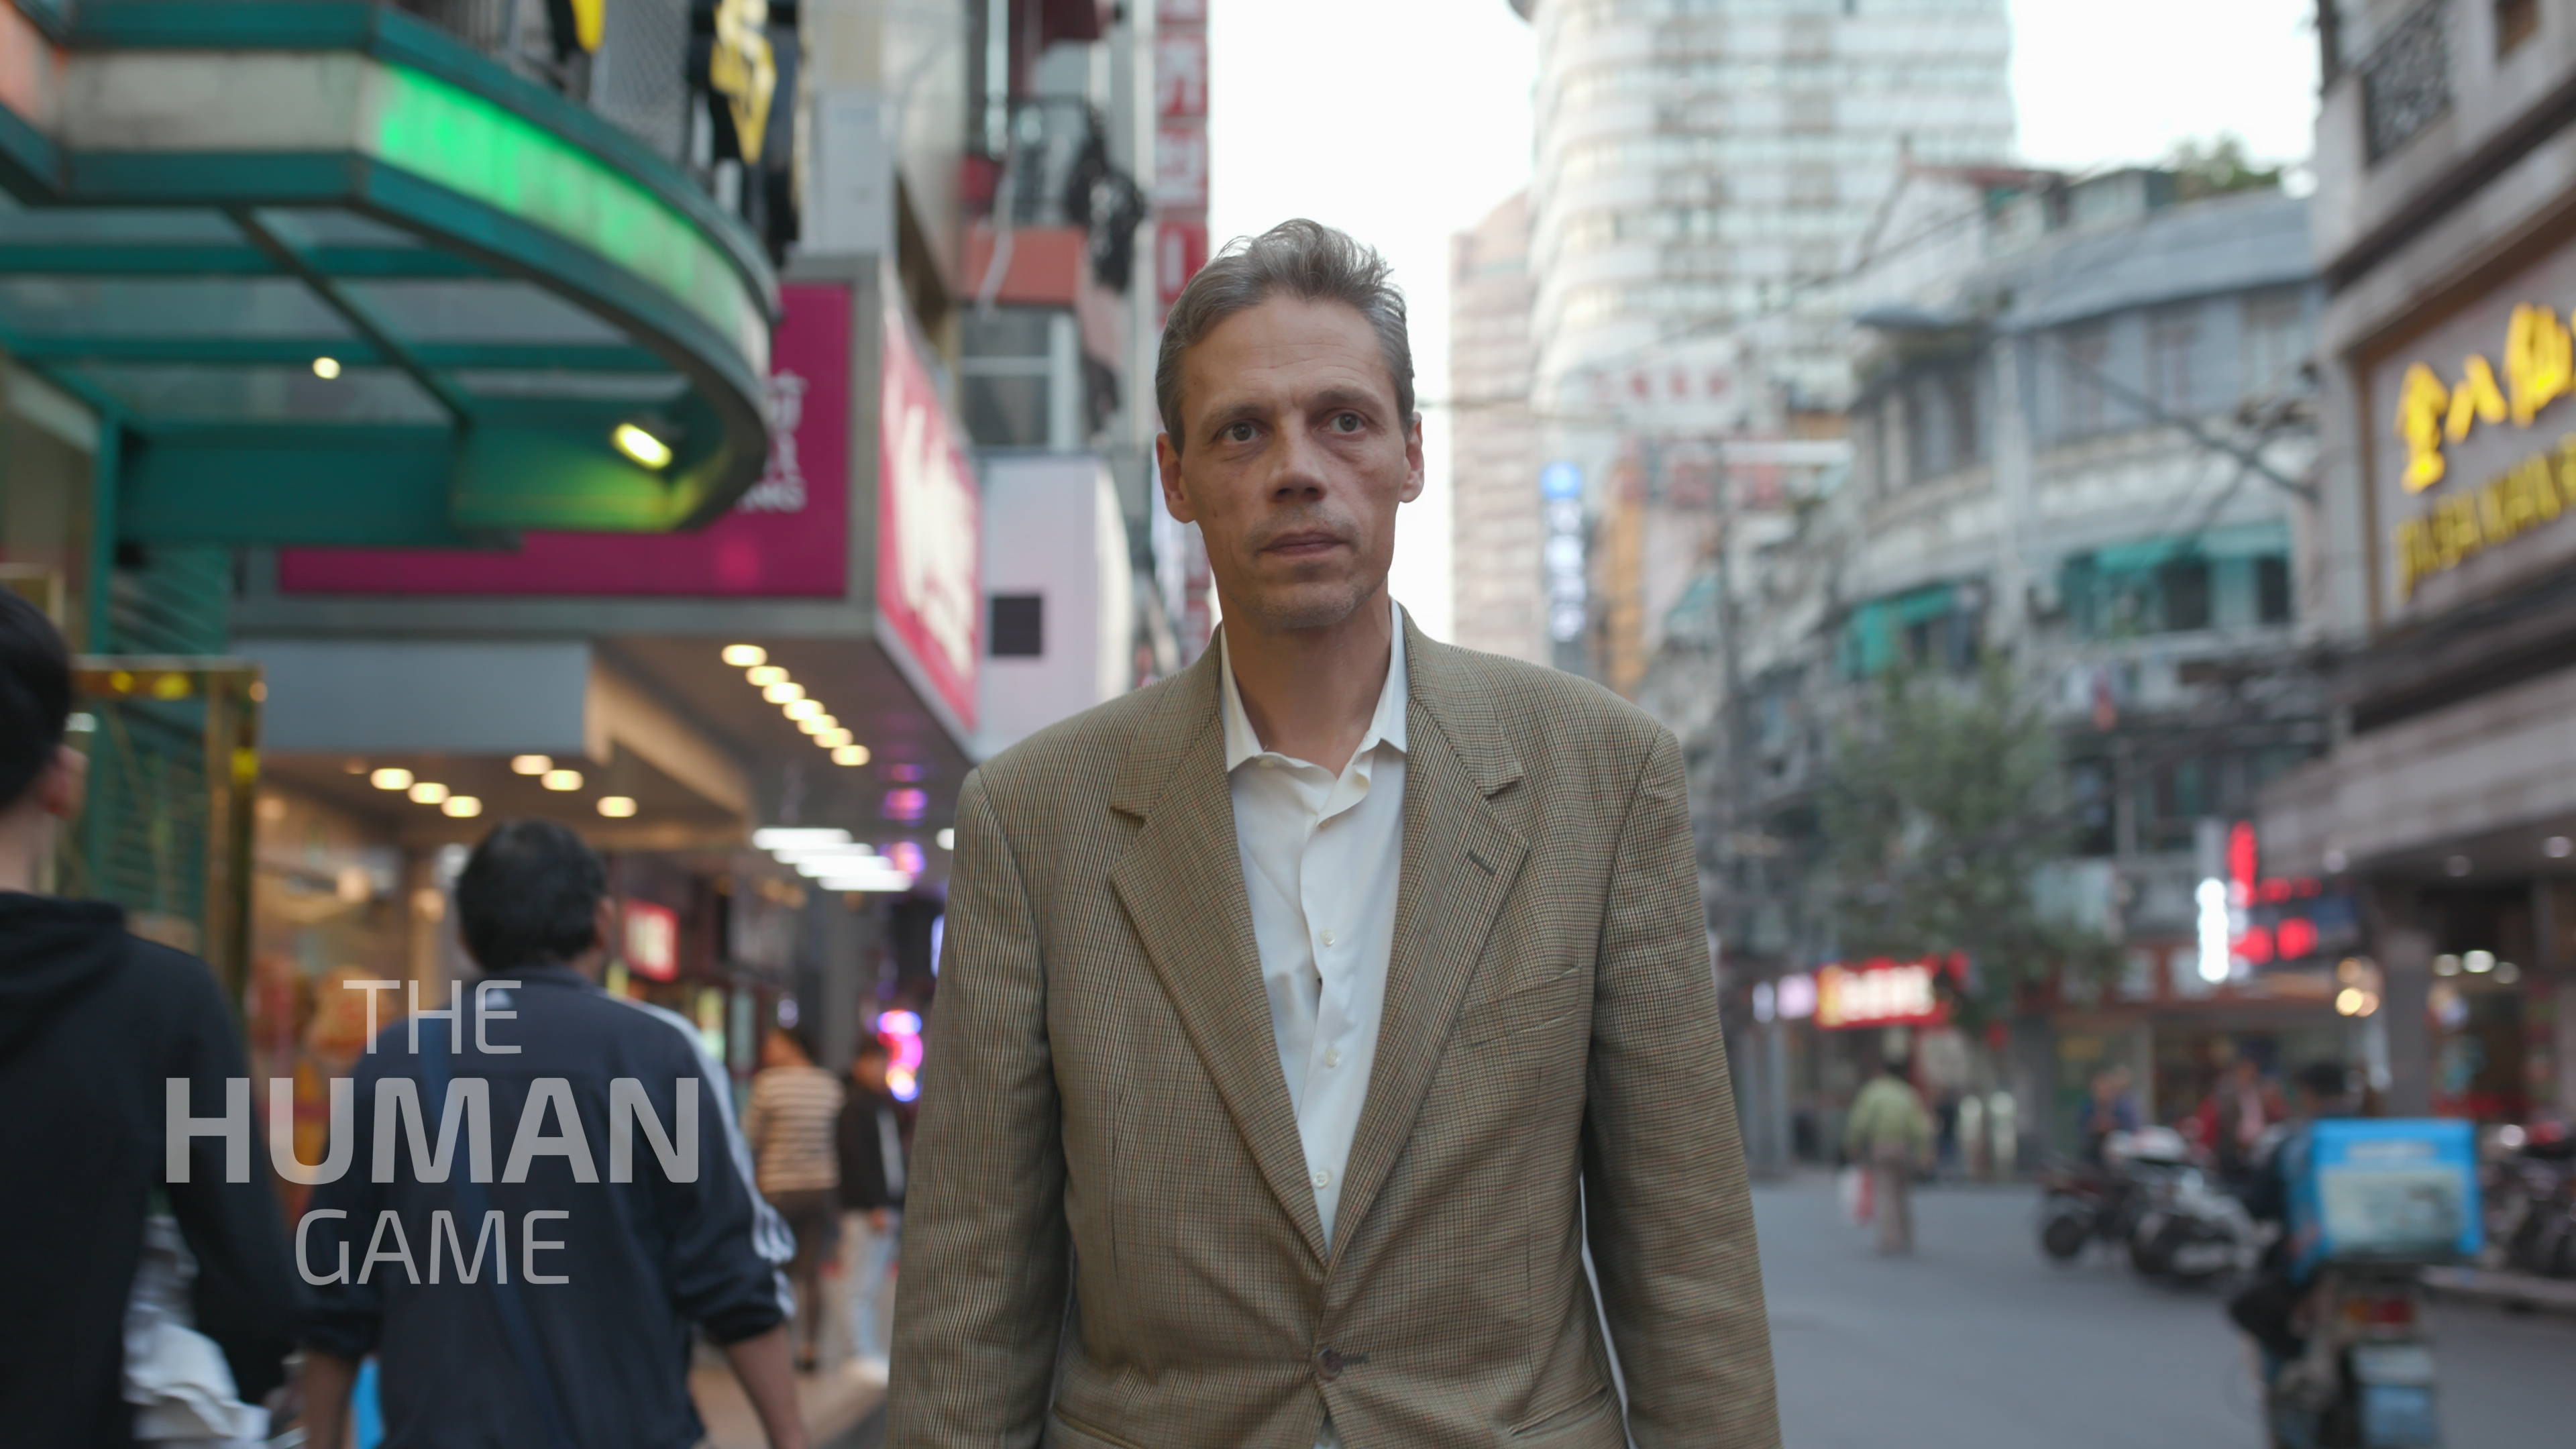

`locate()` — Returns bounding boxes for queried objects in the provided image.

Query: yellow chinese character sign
[2385,296,2576,605]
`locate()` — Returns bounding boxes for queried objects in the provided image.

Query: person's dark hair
[0,590,71,809]
[1155,218,1413,449]
[2295,1060,2350,1102]
[454,820,606,972]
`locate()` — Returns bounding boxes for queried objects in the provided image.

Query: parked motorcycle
[2481,1124,2575,1278]
[2129,1162,2263,1285]
[2035,1126,2191,1263]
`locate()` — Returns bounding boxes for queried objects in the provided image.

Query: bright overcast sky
[1207,1,2321,642]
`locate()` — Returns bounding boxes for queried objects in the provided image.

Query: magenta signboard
[875,303,980,731]
[278,283,853,597]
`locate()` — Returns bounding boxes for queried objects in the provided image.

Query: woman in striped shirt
[745,1028,846,1371]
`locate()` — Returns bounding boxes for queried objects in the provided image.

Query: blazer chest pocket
[1460,963,1585,1046]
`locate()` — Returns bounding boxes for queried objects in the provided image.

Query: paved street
[1753,1174,2574,1448]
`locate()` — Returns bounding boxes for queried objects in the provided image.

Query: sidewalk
[2420,1265,2576,1318]
[690,1358,885,1449]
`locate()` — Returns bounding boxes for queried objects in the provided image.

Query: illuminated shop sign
[1810,954,1963,1030]
[623,900,679,981]
[2201,820,2360,977]
[2369,237,2576,622]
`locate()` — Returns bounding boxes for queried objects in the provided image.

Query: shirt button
[1320,928,1337,947]
[1317,1347,1345,1381]
[1324,1047,1342,1068]
[1311,1167,1332,1189]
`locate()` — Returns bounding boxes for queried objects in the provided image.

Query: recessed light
[2546,836,2573,859]
[816,728,853,748]
[747,665,786,686]
[832,745,871,766]
[511,755,552,775]
[763,681,805,704]
[370,767,413,791]
[936,828,955,851]
[785,698,823,721]
[597,796,638,818]
[612,422,672,470]
[442,796,482,818]
[409,782,449,805]
[312,356,341,379]
[541,769,582,792]
[722,644,767,667]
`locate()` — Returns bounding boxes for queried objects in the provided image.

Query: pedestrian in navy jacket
[298,820,810,1449]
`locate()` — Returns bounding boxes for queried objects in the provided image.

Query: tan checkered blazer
[887,616,1778,1449]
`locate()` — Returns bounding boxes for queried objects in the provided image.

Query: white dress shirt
[1218,596,1407,1252]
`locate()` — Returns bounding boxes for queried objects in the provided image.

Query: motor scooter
[2131,1163,2263,1285]
[2262,1263,2439,1449]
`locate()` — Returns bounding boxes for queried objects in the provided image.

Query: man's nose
[1269,424,1330,498]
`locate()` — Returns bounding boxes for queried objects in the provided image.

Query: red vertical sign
[1152,0,1210,331]
[876,305,981,731]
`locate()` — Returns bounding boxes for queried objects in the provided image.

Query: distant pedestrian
[1845,1057,1933,1254]
[2082,1065,2142,1163]
[835,1036,908,1377]
[746,1026,843,1372]
[2197,1057,2285,1183]
[297,820,806,1449]
[0,590,301,1444]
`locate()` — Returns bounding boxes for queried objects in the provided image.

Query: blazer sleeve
[884,769,1070,1448]
[1580,727,1782,1449]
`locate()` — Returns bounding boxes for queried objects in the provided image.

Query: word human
[166,977,698,1187]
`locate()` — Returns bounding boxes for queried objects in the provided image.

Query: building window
[2149,307,2199,418]
[2242,288,2306,398]
[2498,0,2540,57]
[2157,555,2212,632]
[2059,321,2110,437]
[2256,555,2293,624]
[989,594,1044,657]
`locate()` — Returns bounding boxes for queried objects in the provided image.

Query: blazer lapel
[1108,643,1329,1265]
[1328,627,1530,1265]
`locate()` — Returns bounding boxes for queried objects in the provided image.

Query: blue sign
[2289,1118,2480,1279]
[1540,461,1582,500]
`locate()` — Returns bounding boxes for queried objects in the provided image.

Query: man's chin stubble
[1237,579,1368,633]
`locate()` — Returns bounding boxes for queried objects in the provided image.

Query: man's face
[1156,296,1424,633]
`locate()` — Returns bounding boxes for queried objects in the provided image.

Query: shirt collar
[1219,594,1408,773]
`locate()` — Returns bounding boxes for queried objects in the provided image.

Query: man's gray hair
[1155,219,1415,448]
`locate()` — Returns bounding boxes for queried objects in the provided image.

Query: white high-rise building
[1521,0,2017,412]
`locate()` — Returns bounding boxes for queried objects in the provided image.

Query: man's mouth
[1262,530,1344,558]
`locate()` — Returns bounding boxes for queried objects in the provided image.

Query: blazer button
[1316,1348,1345,1381]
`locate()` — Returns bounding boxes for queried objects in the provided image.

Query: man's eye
[1223,421,1256,443]
[1329,413,1362,433]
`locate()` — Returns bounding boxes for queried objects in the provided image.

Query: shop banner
[877,302,980,731]
[277,283,853,597]
[1812,953,1963,1031]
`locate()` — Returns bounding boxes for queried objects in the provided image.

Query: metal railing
[2360,1,2451,164]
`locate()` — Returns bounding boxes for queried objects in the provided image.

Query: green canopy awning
[0,1,776,546]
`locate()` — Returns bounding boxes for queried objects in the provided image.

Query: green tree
[1817,661,2116,1025]
[2166,133,2283,202]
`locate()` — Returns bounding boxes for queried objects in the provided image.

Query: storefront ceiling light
[598,796,639,818]
[777,844,888,865]
[312,356,341,380]
[747,665,786,686]
[370,767,413,790]
[511,755,553,775]
[409,781,450,805]
[936,828,954,851]
[816,871,915,894]
[796,716,824,735]
[541,769,583,791]
[2547,836,2575,859]
[831,745,871,766]
[722,644,767,667]
[784,698,823,721]
[612,422,674,470]
[762,680,804,704]
[443,796,483,818]
[752,828,852,849]
[816,728,852,749]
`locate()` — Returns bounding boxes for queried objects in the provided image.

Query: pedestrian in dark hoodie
[0,590,300,1444]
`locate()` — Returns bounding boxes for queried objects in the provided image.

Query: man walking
[297,820,808,1449]
[1844,1058,1933,1255]
[890,221,1778,1448]
[0,592,300,1445]
[834,1036,906,1376]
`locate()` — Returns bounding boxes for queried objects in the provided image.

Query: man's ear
[39,743,85,821]
[1399,413,1426,504]
[1155,433,1197,524]
[591,896,618,955]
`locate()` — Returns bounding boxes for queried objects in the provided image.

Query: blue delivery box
[2288,1118,2481,1280]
